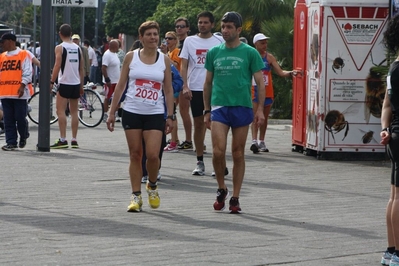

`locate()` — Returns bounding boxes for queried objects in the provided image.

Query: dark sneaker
[71,140,79,148]
[2,144,18,151]
[250,142,259,153]
[213,188,229,211]
[19,139,27,148]
[50,139,68,149]
[229,197,242,213]
[178,140,193,150]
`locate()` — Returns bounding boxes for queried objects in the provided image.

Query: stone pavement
[0,119,391,265]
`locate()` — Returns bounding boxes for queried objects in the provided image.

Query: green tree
[262,15,295,118]
[150,0,219,36]
[103,0,160,37]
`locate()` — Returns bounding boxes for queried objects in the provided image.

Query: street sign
[32,0,99,8]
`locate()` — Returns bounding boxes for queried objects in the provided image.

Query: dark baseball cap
[221,11,243,28]
[0,33,16,43]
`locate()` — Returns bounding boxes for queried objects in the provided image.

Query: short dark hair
[383,14,399,54]
[174,17,189,27]
[197,11,215,24]
[138,21,160,37]
[83,40,91,46]
[130,40,142,51]
[221,12,243,28]
[59,24,72,37]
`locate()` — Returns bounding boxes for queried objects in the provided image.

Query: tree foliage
[150,0,219,36]
[103,0,160,37]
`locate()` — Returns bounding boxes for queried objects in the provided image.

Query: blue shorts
[252,86,273,106]
[211,106,253,128]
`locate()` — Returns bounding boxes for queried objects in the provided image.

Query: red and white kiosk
[292,0,390,159]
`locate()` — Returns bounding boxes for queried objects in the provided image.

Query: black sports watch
[203,110,211,115]
[166,114,176,121]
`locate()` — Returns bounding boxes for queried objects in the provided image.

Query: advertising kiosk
[292,0,390,159]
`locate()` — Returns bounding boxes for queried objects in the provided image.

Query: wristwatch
[166,114,176,121]
[203,110,211,115]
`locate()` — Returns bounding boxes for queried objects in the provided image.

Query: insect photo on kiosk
[324,102,361,144]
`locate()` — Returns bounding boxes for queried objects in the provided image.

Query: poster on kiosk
[296,0,390,159]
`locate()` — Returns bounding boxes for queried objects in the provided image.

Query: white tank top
[123,49,166,115]
[58,42,81,85]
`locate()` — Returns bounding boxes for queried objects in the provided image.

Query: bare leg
[103,98,109,113]
[125,129,143,192]
[387,185,395,248]
[179,92,192,142]
[211,121,229,188]
[193,115,206,157]
[143,130,163,183]
[259,104,272,141]
[55,93,68,139]
[251,102,258,140]
[68,98,79,139]
[230,125,250,197]
[392,186,399,248]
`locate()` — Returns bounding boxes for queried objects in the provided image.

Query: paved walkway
[0,119,391,265]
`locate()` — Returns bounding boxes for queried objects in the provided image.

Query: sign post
[37,0,52,152]
[33,0,98,8]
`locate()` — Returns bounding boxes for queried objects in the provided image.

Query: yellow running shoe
[127,194,143,212]
[146,182,160,209]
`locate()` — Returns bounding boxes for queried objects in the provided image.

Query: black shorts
[190,91,204,118]
[58,84,81,99]
[122,110,165,132]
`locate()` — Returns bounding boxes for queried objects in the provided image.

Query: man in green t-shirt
[203,11,266,213]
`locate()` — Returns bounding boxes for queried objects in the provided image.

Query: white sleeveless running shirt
[58,42,81,85]
[123,49,166,115]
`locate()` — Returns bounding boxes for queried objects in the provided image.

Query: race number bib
[196,49,208,67]
[262,70,269,86]
[134,79,162,105]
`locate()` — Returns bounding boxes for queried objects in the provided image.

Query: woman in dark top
[380,14,399,266]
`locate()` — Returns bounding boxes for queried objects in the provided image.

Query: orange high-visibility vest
[0,50,33,97]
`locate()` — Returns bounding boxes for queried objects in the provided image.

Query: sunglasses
[175,25,187,29]
[165,37,176,40]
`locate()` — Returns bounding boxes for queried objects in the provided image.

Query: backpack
[171,64,183,94]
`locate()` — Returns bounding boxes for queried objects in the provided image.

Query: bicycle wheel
[27,90,58,125]
[78,89,104,128]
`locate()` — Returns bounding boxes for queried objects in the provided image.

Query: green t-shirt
[204,43,264,108]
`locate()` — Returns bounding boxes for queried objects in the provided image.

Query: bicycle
[27,83,104,128]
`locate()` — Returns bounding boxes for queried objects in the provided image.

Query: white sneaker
[141,175,148,183]
[192,161,205,176]
[102,113,108,123]
[258,141,269,152]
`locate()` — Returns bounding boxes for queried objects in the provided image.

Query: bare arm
[203,70,214,129]
[180,58,192,100]
[380,88,392,145]
[50,45,62,87]
[107,52,133,132]
[253,70,266,127]
[32,58,40,68]
[79,47,84,90]
[102,64,111,87]
[269,53,293,78]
